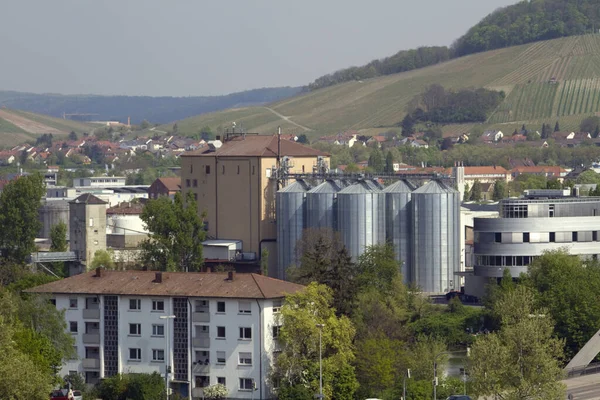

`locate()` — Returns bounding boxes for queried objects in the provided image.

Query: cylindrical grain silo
[412,180,460,294]
[337,181,386,260]
[276,180,310,280]
[38,198,71,239]
[384,180,414,284]
[306,180,346,231]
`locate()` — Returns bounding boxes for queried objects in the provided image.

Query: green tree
[140,192,206,272]
[91,249,115,270]
[594,125,600,139]
[199,125,214,140]
[261,248,269,276]
[554,121,560,132]
[385,151,395,174]
[368,148,385,173]
[469,180,482,201]
[68,131,78,141]
[546,178,562,189]
[470,285,565,399]
[580,116,600,134]
[0,174,46,263]
[172,123,179,134]
[50,222,68,252]
[401,114,416,137]
[140,120,150,129]
[492,180,507,201]
[297,134,309,144]
[272,283,359,400]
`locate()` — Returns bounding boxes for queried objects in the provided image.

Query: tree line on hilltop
[308,0,600,91]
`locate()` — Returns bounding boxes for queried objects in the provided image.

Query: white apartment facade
[28,269,303,400]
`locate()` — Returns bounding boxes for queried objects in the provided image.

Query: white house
[27,269,303,400]
[481,130,504,142]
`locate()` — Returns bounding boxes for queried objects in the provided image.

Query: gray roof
[412,180,457,194]
[279,179,311,193]
[339,181,382,194]
[69,193,107,205]
[383,180,414,193]
[308,180,346,194]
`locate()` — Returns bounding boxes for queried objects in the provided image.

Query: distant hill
[0,87,302,125]
[308,0,600,91]
[168,35,600,139]
[0,108,93,147]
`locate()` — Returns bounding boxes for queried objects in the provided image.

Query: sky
[0,0,518,97]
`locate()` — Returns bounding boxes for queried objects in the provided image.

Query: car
[50,389,83,400]
[446,395,472,400]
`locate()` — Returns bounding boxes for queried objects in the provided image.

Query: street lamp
[316,324,325,399]
[160,315,176,400]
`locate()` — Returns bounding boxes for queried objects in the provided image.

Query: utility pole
[316,324,325,399]
[403,369,411,400]
[160,315,176,400]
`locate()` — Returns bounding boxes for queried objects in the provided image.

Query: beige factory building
[181,134,329,273]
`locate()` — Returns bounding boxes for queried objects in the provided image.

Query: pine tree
[594,125,600,138]
[384,151,395,174]
[554,121,560,132]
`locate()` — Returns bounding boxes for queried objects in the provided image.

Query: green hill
[0,109,94,147]
[167,35,600,139]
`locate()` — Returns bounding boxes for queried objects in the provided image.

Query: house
[26,268,304,398]
[399,137,429,148]
[451,165,510,190]
[0,150,16,165]
[149,177,181,200]
[511,166,568,182]
[479,182,495,201]
[318,131,360,147]
[481,130,504,143]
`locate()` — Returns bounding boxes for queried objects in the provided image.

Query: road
[565,374,600,399]
[263,107,312,131]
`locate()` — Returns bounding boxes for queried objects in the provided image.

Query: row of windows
[67,298,267,314]
[128,348,165,362]
[198,325,253,340]
[185,165,258,187]
[194,376,254,391]
[491,231,600,244]
[476,255,538,267]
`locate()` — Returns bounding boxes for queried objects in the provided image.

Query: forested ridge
[309,0,600,91]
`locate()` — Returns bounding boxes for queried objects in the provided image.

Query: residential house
[481,130,504,143]
[26,269,304,399]
[148,177,182,200]
[318,131,360,147]
[0,150,16,166]
[452,166,511,190]
[511,166,568,182]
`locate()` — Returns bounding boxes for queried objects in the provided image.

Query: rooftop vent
[207,140,222,152]
[154,272,163,283]
[95,267,102,278]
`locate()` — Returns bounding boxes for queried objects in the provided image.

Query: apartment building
[27,269,304,399]
[181,134,330,273]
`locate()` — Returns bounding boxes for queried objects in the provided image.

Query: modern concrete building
[69,194,107,268]
[27,269,303,399]
[468,189,600,297]
[73,177,127,187]
[181,134,329,274]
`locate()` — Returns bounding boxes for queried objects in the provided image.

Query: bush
[203,383,228,399]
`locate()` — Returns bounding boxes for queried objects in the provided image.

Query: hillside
[168,35,600,139]
[0,109,94,147]
[0,87,301,125]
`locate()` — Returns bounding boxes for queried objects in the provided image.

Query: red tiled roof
[511,166,566,176]
[157,177,181,191]
[106,202,144,215]
[26,270,305,299]
[183,135,329,158]
[461,166,509,175]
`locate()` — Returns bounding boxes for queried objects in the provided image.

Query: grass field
[162,35,600,139]
[0,117,27,134]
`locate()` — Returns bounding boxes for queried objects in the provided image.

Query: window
[523,232,530,243]
[152,300,165,312]
[217,301,226,313]
[266,168,272,178]
[252,166,255,175]
[129,348,141,361]
[239,378,254,390]
[549,204,555,217]
[594,231,599,242]
[129,323,141,336]
[238,301,251,314]
[151,324,164,337]
[129,299,141,310]
[239,327,252,340]
[195,376,210,388]
[70,321,78,333]
[494,233,501,243]
[217,351,226,364]
[573,232,579,242]
[237,165,240,175]
[50,298,56,306]
[205,165,211,174]
[69,298,78,309]
[222,165,225,174]
[152,349,165,362]
[89,218,94,227]
[218,377,226,386]
[186,179,191,187]
[550,232,556,243]
[71,346,78,360]
[272,326,281,339]
[193,179,198,187]
[194,193,198,201]
[273,300,282,313]
[217,326,226,339]
[238,352,252,365]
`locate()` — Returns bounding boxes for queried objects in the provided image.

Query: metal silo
[337,181,386,260]
[412,180,460,294]
[276,180,310,280]
[384,180,414,284]
[306,180,346,231]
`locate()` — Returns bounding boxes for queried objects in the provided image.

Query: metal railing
[565,362,600,379]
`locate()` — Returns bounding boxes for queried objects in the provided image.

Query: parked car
[446,395,472,400]
[50,389,83,400]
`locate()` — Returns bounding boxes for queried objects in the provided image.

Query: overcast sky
[1,0,517,97]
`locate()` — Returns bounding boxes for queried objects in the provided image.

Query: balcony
[193,337,210,348]
[192,311,210,323]
[83,309,100,319]
[192,362,211,374]
[83,333,100,344]
[82,358,100,369]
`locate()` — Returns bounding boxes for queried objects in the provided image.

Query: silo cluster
[276,179,460,293]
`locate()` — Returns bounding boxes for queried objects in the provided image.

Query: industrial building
[276,178,461,294]
[27,269,303,399]
[469,189,600,297]
[181,133,330,274]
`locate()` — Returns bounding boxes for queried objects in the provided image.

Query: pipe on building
[255,299,263,400]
